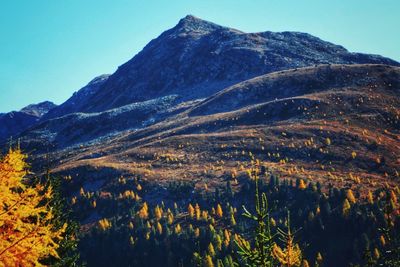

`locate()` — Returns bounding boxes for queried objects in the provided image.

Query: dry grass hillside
[28,64,400,199]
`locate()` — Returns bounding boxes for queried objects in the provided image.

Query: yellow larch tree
[188,203,195,218]
[230,213,236,226]
[154,205,163,220]
[0,148,66,266]
[174,223,182,234]
[216,204,223,218]
[138,202,149,219]
[98,218,112,231]
[208,242,216,257]
[346,189,356,204]
[301,259,310,267]
[298,179,307,190]
[273,214,302,267]
[203,254,214,267]
[342,199,351,217]
[367,191,374,204]
[156,222,163,235]
[195,203,201,221]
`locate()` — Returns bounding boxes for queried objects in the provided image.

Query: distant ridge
[0,101,56,141]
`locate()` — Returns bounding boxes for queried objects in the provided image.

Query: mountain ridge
[0,101,56,141]
[33,15,399,122]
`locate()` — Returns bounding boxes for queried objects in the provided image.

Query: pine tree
[315,252,323,266]
[192,252,202,267]
[41,173,81,267]
[235,164,275,267]
[174,224,182,234]
[216,259,224,267]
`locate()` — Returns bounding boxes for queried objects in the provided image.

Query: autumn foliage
[0,148,66,266]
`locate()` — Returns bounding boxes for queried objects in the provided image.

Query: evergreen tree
[235,165,275,267]
[272,212,302,267]
[41,173,81,267]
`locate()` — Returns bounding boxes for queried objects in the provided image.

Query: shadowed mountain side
[0,101,56,141]
[19,95,196,149]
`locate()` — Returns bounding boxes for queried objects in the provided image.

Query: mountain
[38,15,399,119]
[0,101,56,141]
[2,15,399,195]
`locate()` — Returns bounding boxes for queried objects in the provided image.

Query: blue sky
[1,0,399,113]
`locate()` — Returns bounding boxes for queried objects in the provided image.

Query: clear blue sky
[1,0,399,113]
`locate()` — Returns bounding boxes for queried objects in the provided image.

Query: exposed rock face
[0,101,56,141]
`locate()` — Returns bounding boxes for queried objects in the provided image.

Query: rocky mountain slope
[42,75,110,121]
[36,15,398,119]
[2,15,399,199]
[25,64,400,199]
[0,101,56,141]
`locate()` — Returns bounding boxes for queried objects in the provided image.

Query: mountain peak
[180,14,200,22]
[88,74,110,86]
[20,101,56,117]
[175,15,222,33]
